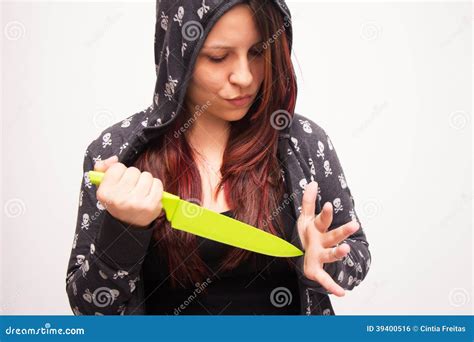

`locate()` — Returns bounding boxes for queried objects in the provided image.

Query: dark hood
[141,0,293,139]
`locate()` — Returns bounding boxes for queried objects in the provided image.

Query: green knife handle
[87,170,179,222]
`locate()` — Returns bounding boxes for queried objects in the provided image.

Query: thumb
[94,155,119,172]
[301,181,318,218]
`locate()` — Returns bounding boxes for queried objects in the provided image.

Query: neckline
[220,209,232,215]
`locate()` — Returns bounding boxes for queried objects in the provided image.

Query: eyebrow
[203,41,263,50]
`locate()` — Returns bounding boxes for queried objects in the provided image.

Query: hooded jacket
[66,0,371,316]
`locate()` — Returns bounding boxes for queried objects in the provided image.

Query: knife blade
[87,170,304,257]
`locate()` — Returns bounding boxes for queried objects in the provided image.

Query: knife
[87,171,304,257]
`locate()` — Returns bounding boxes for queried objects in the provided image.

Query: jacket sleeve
[299,124,372,294]
[65,144,155,315]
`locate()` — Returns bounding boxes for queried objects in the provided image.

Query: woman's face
[185,4,264,122]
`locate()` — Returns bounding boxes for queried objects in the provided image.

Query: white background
[1,0,472,315]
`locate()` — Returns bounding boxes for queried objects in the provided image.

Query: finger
[94,155,118,172]
[321,220,360,248]
[129,171,153,198]
[314,201,333,234]
[311,268,346,297]
[146,178,163,201]
[145,178,164,214]
[301,181,318,218]
[320,243,351,264]
[117,167,141,193]
[98,162,126,192]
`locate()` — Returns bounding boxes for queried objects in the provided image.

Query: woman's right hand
[94,156,164,229]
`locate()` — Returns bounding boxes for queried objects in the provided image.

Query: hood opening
[142,0,293,141]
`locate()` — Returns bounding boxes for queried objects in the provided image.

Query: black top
[143,201,301,315]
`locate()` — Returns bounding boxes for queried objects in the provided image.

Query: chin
[207,107,245,122]
[224,109,249,122]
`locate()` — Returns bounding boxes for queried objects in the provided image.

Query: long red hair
[134,0,297,289]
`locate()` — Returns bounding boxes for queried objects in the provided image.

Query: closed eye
[207,55,227,63]
[207,49,263,64]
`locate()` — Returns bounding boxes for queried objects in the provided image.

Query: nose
[229,56,254,88]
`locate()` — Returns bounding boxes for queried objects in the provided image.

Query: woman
[66,0,371,315]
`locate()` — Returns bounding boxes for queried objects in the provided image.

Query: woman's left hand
[297,181,360,297]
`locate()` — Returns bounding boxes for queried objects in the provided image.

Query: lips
[225,95,253,107]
